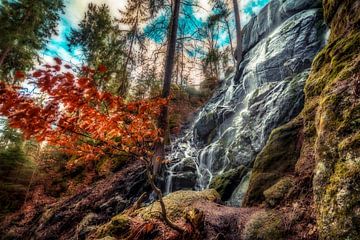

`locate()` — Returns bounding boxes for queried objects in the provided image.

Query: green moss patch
[209,165,247,201]
[264,177,294,207]
[134,189,220,220]
[243,210,285,240]
[243,118,302,206]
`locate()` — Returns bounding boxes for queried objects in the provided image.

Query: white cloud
[193,0,212,20]
[65,0,127,26]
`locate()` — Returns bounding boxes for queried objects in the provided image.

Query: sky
[43,0,270,63]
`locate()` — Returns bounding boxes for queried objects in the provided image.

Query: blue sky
[43,0,270,63]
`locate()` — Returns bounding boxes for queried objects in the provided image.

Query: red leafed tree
[0,59,183,232]
[1,60,165,163]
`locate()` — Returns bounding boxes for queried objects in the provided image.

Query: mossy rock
[243,118,302,206]
[323,0,360,40]
[209,165,247,201]
[96,214,131,238]
[317,161,360,239]
[263,177,294,207]
[302,1,360,238]
[243,210,285,240]
[134,189,220,220]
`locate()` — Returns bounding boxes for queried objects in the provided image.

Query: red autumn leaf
[15,71,25,79]
[33,71,42,78]
[0,62,167,169]
[54,57,62,65]
[53,65,61,72]
[98,65,107,73]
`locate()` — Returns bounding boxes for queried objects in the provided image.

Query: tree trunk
[232,0,243,65]
[153,0,181,174]
[118,10,139,96]
[224,19,236,65]
[0,47,11,68]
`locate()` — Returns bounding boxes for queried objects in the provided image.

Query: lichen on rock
[263,177,294,207]
[242,210,285,240]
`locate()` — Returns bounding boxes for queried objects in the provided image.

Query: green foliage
[68,3,127,95]
[0,0,64,80]
[0,120,34,219]
[132,61,162,99]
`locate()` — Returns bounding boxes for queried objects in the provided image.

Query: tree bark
[0,47,11,68]
[232,0,243,65]
[153,0,181,174]
[118,8,139,96]
[146,167,184,233]
[224,19,236,65]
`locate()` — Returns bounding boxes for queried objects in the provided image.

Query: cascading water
[164,0,327,204]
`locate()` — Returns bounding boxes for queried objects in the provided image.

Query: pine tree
[118,0,150,95]
[68,4,127,95]
[0,0,64,81]
[210,0,243,65]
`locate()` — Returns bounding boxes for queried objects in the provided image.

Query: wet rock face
[166,0,327,198]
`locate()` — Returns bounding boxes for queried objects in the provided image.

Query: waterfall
[164,0,327,203]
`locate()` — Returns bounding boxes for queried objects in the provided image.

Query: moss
[97,214,131,238]
[134,189,220,220]
[263,177,294,207]
[305,32,360,99]
[185,208,205,230]
[243,118,302,206]
[324,0,360,41]
[209,165,247,201]
[318,161,360,239]
[243,210,285,240]
[303,2,360,237]
[323,0,343,24]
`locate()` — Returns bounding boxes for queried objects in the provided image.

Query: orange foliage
[0,59,167,167]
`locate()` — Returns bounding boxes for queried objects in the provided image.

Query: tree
[210,0,236,65]
[202,13,223,80]
[232,0,243,65]
[118,0,151,95]
[152,0,181,175]
[0,59,183,232]
[0,119,34,219]
[210,0,243,65]
[68,4,127,95]
[0,0,64,81]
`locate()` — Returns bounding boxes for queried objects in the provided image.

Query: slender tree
[117,0,152,95]
[153,0,182,175]
[210,0,242,65]
[0,0,64,81]
[68,4,127,95]
[232,0,243,64]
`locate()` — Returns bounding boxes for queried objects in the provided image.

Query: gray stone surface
[165,0,327,199]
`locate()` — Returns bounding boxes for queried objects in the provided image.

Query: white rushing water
[164,0,327,204]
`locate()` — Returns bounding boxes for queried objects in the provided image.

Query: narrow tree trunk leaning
[0,47,12,68]
[232,0,243,65]
[153,0,181,174]
[146,166,184,233]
